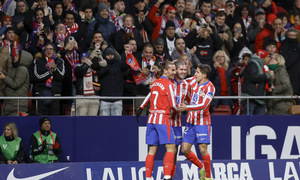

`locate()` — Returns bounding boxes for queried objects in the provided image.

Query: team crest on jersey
[207,92,213,98]
[191,93,198,105]
[175,95,180,105]
[198,90,205,97]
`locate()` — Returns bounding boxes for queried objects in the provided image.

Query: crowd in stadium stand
[0,0,298,116]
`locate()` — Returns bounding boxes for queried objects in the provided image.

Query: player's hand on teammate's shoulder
[178,103,187,112]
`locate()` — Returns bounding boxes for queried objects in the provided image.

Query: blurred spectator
[225,0,239,30]
[255,13,277,53]
[37,0,52,15]
[109,0,126,31]
[257,0,288,17]
[241,50,273,115]
[171,37,200,68]
[0,40,12,101]
[279,27,300,100]
[52,2,64,26]
[24,5,51,48]
[185,0,196,14]
[63,10,86,43]
[237,3,253,36]
[30,117,61,163]
[175,0,185,21]
[212,50,232,107]
[2,0,16,16]
[212,0,225,13]
[114,14,143,53]
[210,11,233,57]
[153,37,170,62]
[266,53,293,114]
[98,46,127,116]
[1,50,32,116]
[161,20,178,58]
[27,22,50,56]
[60,35,81,98]
[132,0,153,43]
[263,18,284,50]
[82,5,95,24]
[277,12,291,29]
[178,53,195,77]
[184,24,222,68]
[52,21,68,51]
[74,52,106,116]
[198,0,214,23]
[148,0,180,42]
[230,22,249,59]
[247,8,266,52]
[265,39,277,55]
[176,11,196,38]
[0,122,26,164]
[86,3,116,46]
[2,27,22,64]
[12,0,29,48]
[33,43,65,115]
[80,0,98,14]
[293,14,300,31]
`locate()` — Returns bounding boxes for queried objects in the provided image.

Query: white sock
[146,177,153,180]
[163,175,171,179]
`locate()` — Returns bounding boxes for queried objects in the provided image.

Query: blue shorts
[182,123,211,144]
[173,126,183,145]
[146,124,175,146]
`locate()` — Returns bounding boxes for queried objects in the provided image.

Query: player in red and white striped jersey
[179,63,215,180]
[144,61,178,180]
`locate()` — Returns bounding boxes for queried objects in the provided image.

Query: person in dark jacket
[30,117,61,163]
[0,122,26,164]
[86,3,116,47]
[279,27,300,101]
[33,43,65,115]
[74,52,107,116]
[98,46,127,116]
[12,0,29,48]
[241,50,273,115]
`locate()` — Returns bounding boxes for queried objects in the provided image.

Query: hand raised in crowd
[157,0,164,5]
[49,62,56,72]
[79,11,85,20]
[234,31,242,39]
[178,103,187,112]
[46,30,54,42]
[65,41,75,51]
[31,2,38,9]
[258,19,265,29]
[206,25,213,34]
[36,26,43,36]
[190,20,197,31]
[191,46,197,55]
[137,12,145,23]
[182,19,192,31]
[141,68,150,76]
[7,160,14,164]
[17,21,24,29]
[44,8,49,16]
[205,16,212,24]
[222,32,229,42]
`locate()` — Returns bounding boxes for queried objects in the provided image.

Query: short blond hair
[272,53,285,66]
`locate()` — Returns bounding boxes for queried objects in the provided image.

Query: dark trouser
[38,99,60,115]
[242,99,265,115]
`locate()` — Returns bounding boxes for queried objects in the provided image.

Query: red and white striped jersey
[143,77,178,125]
[170,79,189,127]
[186,80,215,125]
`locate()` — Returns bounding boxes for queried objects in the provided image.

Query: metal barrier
[0,96,297,115]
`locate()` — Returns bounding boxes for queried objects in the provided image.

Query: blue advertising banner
[0,159,299,180]
[0,115,299,162]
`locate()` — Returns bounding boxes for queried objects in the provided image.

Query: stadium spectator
[0,15,12,36]
[199,0,214,23]
[37,0,52,15]
[277,12,291,29]
[0,40,12,100]
[247,8,266,52]
[265,39,277,55]
[51,2,64,26]
[212,50,232,107]
[210,11,233,57]
[237,3,253,35]
[63,10,86,43]
[82,5,95,24]
[241,50,273,115]
[98,46,127,116]
[114,14,143,54]
[174,0,185,21]
[179,53,195,77]
[74,52,106,116]
[254,13,277,53]
[109,0,126,31]
[175,11,195,38]
[153,37,171,62]
[179,63,215,180]
[1,50,32,116]
[0,122,26,164]
[262,18,284,50]
[30,117,61,163]
[185,0,196,14]
[11,0,29,48]
[2,27,22,64]
[171,37,200,68]
[142,61,178,180]
[279,27,300,102]
[148,0,180,42]
[266,53,293,114]
[230,22,249,59]
[256,0,288,17]
[86,3,116,46]
[161,20,178,58]
[132,0,153,43]
[184,23,222,68]
[212,0,225,13]
[225,0,239,30]
[33,43,65,115]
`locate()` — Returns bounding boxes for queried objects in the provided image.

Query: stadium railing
[0,95,297,115]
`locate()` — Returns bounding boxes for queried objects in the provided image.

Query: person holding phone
[230,22,249,59]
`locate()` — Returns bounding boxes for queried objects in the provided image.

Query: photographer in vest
[30,117,61,163]
[0,122,26,164]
